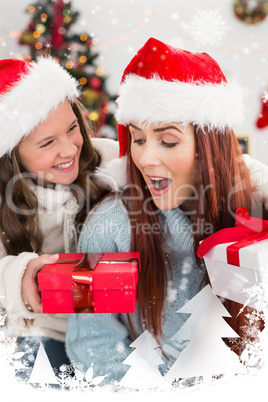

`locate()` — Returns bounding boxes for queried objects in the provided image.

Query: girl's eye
[69,123,79,132]
[161,140,177,148]
[40,140,53,148]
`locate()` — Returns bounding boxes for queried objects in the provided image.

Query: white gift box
[203,238,268,309]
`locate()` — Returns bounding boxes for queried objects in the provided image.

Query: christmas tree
[120,330,167,390]
[165,285,244,382]
[28,342,59,387]
[18,0,117,139]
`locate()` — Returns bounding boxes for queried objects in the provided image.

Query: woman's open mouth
[148,176,172,195]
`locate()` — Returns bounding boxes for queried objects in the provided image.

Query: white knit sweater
[0,137,120,341]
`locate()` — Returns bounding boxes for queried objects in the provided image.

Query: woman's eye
[133,138,145,145]
[161,140,177,148]
[40,140,53,148]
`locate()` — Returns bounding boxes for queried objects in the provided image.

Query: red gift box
[38,252,140,314]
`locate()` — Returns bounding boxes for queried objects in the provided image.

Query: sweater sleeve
[78,197,131,253]
[66,198,133,382]
[243,154,268,210]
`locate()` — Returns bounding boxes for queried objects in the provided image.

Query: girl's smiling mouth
[52,158,75,171]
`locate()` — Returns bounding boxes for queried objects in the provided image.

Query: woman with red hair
[66,38,268,383]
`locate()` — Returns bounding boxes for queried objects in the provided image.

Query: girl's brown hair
[122,125,266,341]
[0,100,108,255]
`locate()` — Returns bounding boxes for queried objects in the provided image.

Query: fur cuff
[1,252,39,319]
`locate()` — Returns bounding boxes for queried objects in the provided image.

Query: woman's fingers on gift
[22,254,59,313]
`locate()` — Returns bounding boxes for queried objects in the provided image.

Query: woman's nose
[138,145,161,168]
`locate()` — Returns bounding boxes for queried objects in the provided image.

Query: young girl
[66,38,268,382]
[0,57,119,368]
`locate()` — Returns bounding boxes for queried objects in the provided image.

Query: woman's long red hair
[122,126,266,344]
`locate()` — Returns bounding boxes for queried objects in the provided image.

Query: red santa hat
[0,57,79,158]
[116,37,244,157]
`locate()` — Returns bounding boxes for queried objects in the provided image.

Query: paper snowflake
[229,307,264,370]
[55,362,106,391]
[183,9,230,47]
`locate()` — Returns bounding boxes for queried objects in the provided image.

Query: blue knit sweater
[66,197,207,382]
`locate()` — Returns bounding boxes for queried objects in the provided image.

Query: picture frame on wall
[236,136,250,154]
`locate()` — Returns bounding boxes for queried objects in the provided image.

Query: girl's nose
[59,137,77,158]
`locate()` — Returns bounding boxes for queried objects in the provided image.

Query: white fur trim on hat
[95,156,127,190]
[116,74,244,131]
[0,57,79,158]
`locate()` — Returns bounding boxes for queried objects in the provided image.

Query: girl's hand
[21,253,59,313]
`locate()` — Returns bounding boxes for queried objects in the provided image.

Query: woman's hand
[21,253,59,313]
